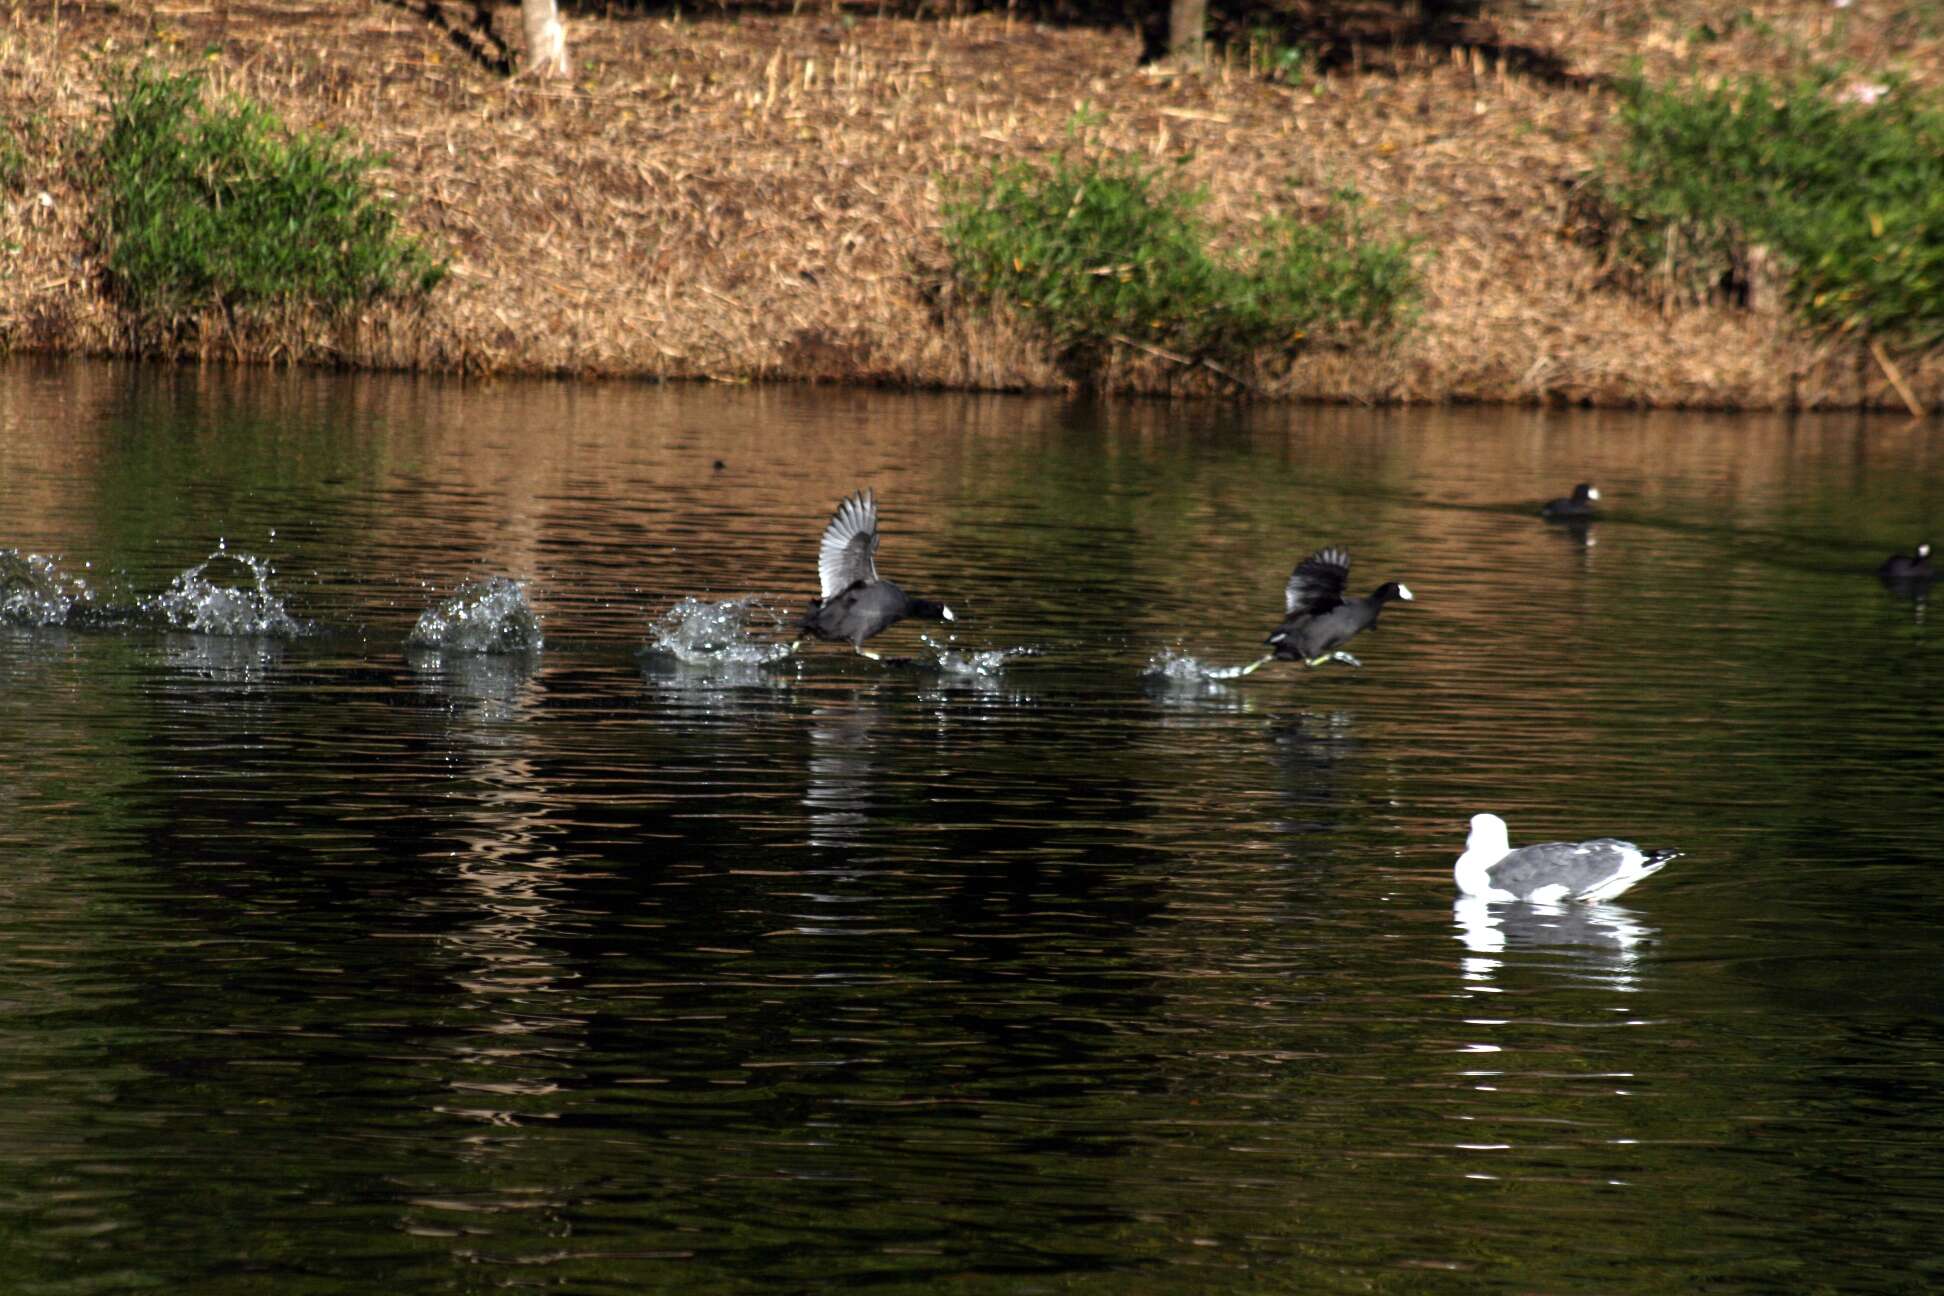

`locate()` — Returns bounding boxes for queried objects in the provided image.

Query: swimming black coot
[1454,813,1680,904]
[797,490,954,658]
[1540,483,1600,519]
[1879,541,1933,583]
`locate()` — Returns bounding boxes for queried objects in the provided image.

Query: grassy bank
[1,1,1940,409]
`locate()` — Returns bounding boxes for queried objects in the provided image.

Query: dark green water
[2,359,1942,1294]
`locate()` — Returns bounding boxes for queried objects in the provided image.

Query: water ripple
[2,373,1942,1295]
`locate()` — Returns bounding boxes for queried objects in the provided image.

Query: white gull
[1455,813,1680,904]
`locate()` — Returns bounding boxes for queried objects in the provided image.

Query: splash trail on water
[920,634,1036,678]
[1143,646,1270,685]
[141,546,302,637]
[646,597,798,667]
[407,576,544,654]
[0,550,94,627]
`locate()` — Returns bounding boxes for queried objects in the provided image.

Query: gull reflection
[1455,896,1657,992]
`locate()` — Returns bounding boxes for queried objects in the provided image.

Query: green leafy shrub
[1593,72,1944,345]
[96,65,444,319]
[941,152,1417,378]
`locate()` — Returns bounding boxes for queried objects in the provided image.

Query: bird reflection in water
[1141,651,1259,714]
[159,631,287,687]
[427,691,582,1168]
[1878,544,1932,626]
[409,647,543,723]
[1543,515,1598,551]
[1269,710,1358,841]
[804,698,883,851]
[1454,895,1658,993]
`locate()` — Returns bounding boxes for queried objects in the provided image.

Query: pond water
[2,359,1942,1294]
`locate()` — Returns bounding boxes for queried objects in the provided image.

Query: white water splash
[0,550,93,627]
[143,546,300,637]
[922,635,1036,678]
[1142,647,1263,684]
[647,597,796,667]
[407,577,543,654]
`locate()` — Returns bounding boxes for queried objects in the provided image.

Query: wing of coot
[1284,547,1350,616]
[818,490,880,599]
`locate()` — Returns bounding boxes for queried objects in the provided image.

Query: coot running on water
[1225,547,1412,676]
[797,490,954,659]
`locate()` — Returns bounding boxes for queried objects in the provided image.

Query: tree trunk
[1167,0,1206,66]
[520,0,569,80]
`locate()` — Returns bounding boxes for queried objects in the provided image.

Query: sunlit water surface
[2,360,1941,1294]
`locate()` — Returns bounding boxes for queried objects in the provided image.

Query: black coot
[1879,541,1933,584]
[797,490,954,658]
[1540,483,1600,519]
[1265,546,1413,668]
[1227,547,1413,676]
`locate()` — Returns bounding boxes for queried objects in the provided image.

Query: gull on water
[1454,813,1680,904]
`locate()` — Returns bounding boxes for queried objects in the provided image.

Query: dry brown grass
[0,0,1939,408]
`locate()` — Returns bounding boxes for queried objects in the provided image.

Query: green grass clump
[0,132,24,191]
[96,65,444,320]
[941,152,1417,379]
[1597,72,1944,345]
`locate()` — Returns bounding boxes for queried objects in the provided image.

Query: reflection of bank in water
[1455,896,1658,993]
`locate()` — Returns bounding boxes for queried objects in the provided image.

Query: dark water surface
[2,360,1942,1294]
